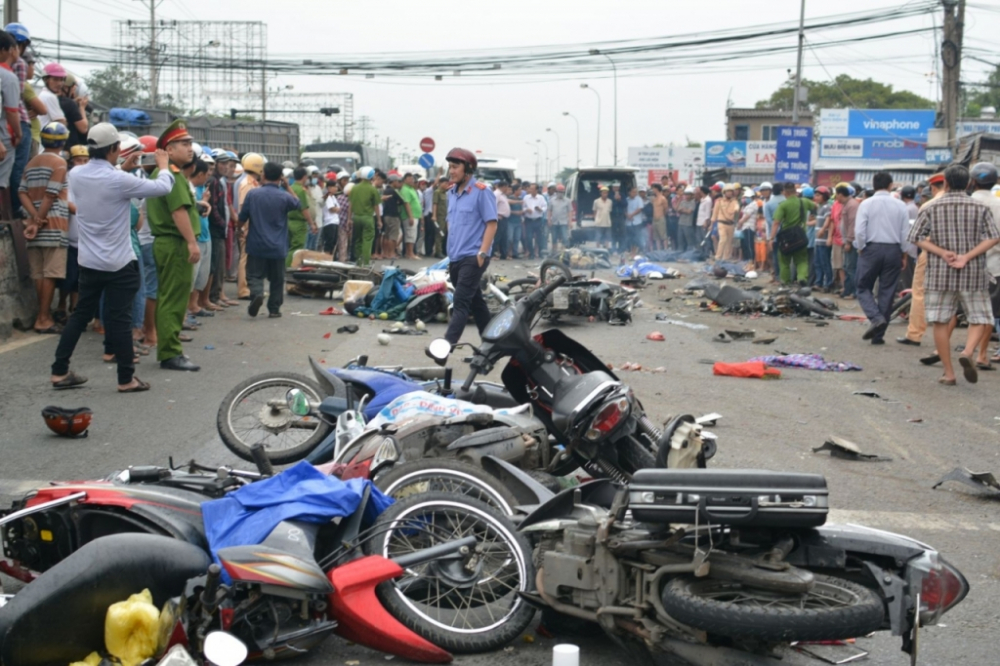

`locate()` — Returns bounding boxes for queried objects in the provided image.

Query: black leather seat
[0,533,210,666]
[550,371,617,433]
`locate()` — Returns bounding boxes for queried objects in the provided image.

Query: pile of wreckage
[678,274,841,318]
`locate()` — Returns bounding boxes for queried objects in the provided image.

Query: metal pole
[261,68,267,121]
[792,0,806,124]
[3,0,18,34]
[547,128,561,177]
[57,0,62,60]
[537,139,549,183]
[148,0,157,107]
[608,56,618,165]
[941,0,965,147]
[563,112,579,168]
[581,85,601,165]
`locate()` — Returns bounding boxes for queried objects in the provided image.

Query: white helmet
[337,170,350,181]
[305,165,319,174]
[683,186,695,194]
[191,142,203,158]
[344,182,355,195]
[282,167,293,178]
[759,181,773,190]
[200,152,215,165]
[358,166,375,180]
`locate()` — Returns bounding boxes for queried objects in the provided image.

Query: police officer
[443,148,498,345]
[147,119,201,371]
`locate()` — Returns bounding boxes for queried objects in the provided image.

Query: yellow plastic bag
[343,280,375,304]
[104,589,160,666]
[68,652,102,666]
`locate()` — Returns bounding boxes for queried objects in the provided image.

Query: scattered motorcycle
[507,463,969,665]
[501,260,637,325]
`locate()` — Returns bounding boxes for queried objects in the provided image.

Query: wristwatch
[477,251,487,260]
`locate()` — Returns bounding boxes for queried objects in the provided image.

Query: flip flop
[919,354,940,366]
[938,377,956,386]
[958,355,978,384]
[192,309,214,317]
[134,343,151,356]
[976,362,994,371]
[34,325,62,334]
[118,377,151,393]
[182,323,199,331]
[52,371,88,389]
[179,333,194,343]
[337,325,359,334]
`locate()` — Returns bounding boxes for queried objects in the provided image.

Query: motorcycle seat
[550,371,618,434]
[0,533,210,666]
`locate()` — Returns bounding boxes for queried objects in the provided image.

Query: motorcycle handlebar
[249,443,275,477]
[523,275,567,310]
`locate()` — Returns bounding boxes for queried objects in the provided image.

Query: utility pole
[941,0,966,147]
[791,0,806,124]
[3,0,18,31]
[148,0,158,107]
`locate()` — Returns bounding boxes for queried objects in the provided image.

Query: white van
[565,166,639,245]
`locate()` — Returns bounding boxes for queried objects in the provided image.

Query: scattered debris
[752,337,778,344]
[853,390,881,398]
[337,325,359,334]
[907,418,923,423]
[749,354,862,372]
[695,413,723,427]
[725,329,755,340]
[203,345,214,350]
[646,331,665,341]
[813,436,892,462]
[712,361,781,379]
[377,333,391,346]
[932,468,1000,495]
[322,332,332,339]
[712,333,731,343]
[654,315,709,330]
[793,641,869,664]
[319,306,344,316]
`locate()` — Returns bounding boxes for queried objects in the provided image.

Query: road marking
[0,480,995,534]
[0,335,51,355]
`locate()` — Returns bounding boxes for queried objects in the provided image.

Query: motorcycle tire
[364,492,536,654]
[499,277,538,300]
[290,271,343,284]
[889,292,912,322]
[659,573,884,643]
[538,259,572,286]
[618,436,657,475]
[217,372,333,465]
[374,458,519,515]
[788,293,837,318]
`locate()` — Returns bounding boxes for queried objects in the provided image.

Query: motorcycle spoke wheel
[365,493,536,653]
[375,459,518,515]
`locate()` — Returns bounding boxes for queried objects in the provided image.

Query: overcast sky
[20,0,999,179]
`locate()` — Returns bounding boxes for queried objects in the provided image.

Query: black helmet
[900,186,916,199]
[970,162,998,188]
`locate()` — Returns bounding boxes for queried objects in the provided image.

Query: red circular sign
[419,137,435,153]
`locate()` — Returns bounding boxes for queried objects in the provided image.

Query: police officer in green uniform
[146,120,201,371]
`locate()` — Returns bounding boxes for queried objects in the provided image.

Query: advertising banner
[705,141,747,167]
[819,109,935,139]
[745,141,777,169]
[819,137,926,160]
[926,148,953,164]
[820,137,864,158]
[956,121,1000,137]
[628,146,703,183]
[774,126,813,184]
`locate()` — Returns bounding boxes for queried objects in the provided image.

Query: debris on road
[319,306,344,315]
[724,329,755,340]
[654,315,709,330]
[749,354,862,372]
[337,325,359,334]
[377,333,391,346]
[646,331,665,341]
[712,361,781,379]
[932,468,1000,495]
[813,436,892,462]
[753,337,778,344]
[853,390,881,398]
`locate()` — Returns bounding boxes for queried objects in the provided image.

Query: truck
[475,154,518,183]
[301,141,392,174]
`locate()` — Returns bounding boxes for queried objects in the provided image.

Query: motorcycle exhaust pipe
[391,536,477,569]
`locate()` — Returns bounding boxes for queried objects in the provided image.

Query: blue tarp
[616,257,673,279]
[356,267,415,320]
[108,108,152,128]
[202,462,393,562]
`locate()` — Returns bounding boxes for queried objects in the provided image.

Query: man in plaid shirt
[908,164,1000,385]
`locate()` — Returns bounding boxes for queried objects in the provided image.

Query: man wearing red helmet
[443,147,498,345]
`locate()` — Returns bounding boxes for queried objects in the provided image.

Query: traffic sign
[420,137,435,153]
[418,153,435,169]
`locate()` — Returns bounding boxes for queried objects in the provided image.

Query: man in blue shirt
[625,186,646,253]
[238,162,301,318]
[444,147,498,345]
[762,182,784,282]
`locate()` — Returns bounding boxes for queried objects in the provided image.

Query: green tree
[755,75,934,112]
[85,66,148,108]
[965,64,1000,117]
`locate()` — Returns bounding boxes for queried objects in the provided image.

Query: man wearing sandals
[50,123,174,392]
[907,164,1000,386]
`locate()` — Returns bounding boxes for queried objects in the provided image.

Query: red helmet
[815,186,831,196]
[138,135,158,154]
[42,406,92,438]
[445,148,477,172]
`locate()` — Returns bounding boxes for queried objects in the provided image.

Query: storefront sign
[745,141,777,168]
[705,141,747,167]
[819,109,935,139]
[820,137,864,158]
[774,126,813,184]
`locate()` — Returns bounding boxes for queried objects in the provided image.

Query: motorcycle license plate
[552,288,570,310]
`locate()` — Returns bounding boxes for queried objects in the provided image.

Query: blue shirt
[763,193,785,236]
[626,195,644,227]
[446,177,498,260]
[238,182,301,260]
[195,185,211,242]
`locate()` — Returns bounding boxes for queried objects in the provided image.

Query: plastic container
[342,280,375,303]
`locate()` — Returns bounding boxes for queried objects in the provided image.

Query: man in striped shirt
[19,121,69,333]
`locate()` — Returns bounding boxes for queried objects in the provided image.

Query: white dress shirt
[971,190,1000,278]
[854,190,911,253]
[521,193,547,219]
[70,160,175,272]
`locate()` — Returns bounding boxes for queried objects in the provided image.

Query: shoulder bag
[776,198,809,255]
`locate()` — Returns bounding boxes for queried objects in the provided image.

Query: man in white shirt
[969,162,1000,366]
[321,180,341,254]
[37,63,68,128]
[50,123,174,393]
[521,182,547,259]
[493,181,511,259]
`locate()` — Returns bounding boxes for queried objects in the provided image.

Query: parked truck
[301,141,392,174]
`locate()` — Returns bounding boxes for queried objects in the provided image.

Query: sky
[18,0,1000,180]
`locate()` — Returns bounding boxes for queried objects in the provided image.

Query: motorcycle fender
[328,555,452,663]
[480,456,556,507]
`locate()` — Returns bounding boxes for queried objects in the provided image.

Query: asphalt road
[1,255,997,666]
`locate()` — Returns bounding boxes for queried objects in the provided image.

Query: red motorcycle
[0,458,535,664]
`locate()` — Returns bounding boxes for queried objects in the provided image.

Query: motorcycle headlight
[372,436,400,470]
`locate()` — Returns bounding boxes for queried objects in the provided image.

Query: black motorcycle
[427,275,715,484]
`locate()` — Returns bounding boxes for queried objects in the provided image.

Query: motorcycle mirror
[286,388,310,417]
[203,632,248,666]
[426,338,452,366]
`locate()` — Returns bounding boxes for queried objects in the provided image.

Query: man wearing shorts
[650,183,669,251]
[908,164,1000,385]
[381,173,407,258]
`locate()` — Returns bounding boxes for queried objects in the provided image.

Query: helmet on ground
[69,145,89,159]
[801,186,814,198]
[343,182,355,195]
[4,22,30,43]
[138,135,157,153]
[241,152,264,175]
[42,406,92,438]
[40,121,69,148]
[970,162,998,188]
[445,147,478,172]
[42,63,68,78]
[358,166,375,180]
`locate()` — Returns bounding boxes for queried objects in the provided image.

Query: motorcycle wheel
[500,277,538,300]
[889,292,912,322]
[659,573,884,643]
[618,436,657,474]
[374,459,519,515]
[217,372,333,465]
[364,492,536,654]
[538,259,572,285]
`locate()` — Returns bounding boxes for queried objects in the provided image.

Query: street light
[589,49,618,165]
[536,139,549,183]
[580,84,601,165]
[562,111,580,169]
[524,142,539,183]
[546,127,561,177]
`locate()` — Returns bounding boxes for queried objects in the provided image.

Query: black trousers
[495,218,509,258]
[424,215,436,256]
[445,256,491,345]
[247,255,285,315]
[856,242,902,337]
[209,235,226,302]
[321,225,339,254]
[53,261,140,385]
